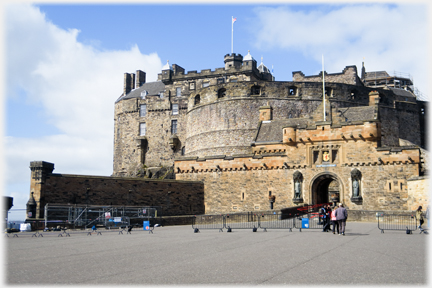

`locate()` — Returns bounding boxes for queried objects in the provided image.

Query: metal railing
[192,214,224,232]
[377,212,418,233]
[192,204,331,232]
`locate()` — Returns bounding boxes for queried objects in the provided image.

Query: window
[176,87,181,97]
[217,78,224,84]
[325,87,333,97]
[189,82,195,90]
[171,120,178,134]
[139,123,146,136]
[159,92,164,99]
[140,91,147,98]
[181,146,185,155]
[251,85,260,95]
[218,88,226,98]
[172,104,178,115]
[230,78,238,83]
[289,86,297,96]
[194,95,201,105]
[140,104,147,117]
[202,82,209,88]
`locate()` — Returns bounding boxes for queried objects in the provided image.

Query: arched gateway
[310,173,343,206]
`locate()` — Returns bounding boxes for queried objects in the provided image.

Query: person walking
[331,206,339,234]
[335,203,348,235]
[320,205,330,232]
[416,206,425,233]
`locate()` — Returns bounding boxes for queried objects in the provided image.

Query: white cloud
[4,4,163,213]
[252,4,429,97]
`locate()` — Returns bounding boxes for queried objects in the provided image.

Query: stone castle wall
[175,142,421,214]
[29,161,205,219]
[292,66,362,85]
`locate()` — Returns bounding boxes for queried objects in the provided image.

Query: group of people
[320,203,348,235]
[319,203,429,235]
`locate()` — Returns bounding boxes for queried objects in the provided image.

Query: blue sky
[3,1,430,220]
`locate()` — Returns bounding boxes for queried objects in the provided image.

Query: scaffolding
[44,204,161,229]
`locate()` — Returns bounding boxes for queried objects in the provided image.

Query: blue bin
[301,218,309,229]
[143,221,150,231]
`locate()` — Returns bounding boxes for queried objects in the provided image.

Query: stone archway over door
[311,173,342,205]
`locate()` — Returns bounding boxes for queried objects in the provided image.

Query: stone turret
[224,53,243,70]
[29,161,54,219]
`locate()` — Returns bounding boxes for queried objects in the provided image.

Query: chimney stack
[136,70,146,88]
[124,73,132,96]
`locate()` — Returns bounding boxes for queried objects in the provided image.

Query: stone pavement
[4,222,429,285]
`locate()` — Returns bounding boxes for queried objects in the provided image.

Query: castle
[26,51,428,223]
[113,51,428,215]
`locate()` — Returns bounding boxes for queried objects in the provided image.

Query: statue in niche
[294,180,301,199]
[293,171,303,199]
[353,178,359,197]
[351,168,361,199]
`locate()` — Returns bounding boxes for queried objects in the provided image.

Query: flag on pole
[231,17,237,54]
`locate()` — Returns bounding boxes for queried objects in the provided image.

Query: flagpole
[231,16,234,54]
[322,54,326,121]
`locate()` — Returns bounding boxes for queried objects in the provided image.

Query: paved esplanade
[5,222,428,285]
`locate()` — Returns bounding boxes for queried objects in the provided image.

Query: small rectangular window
[230,78,237,83]
[140,104,147,117]
[140,91,147,99]
[171,120,177,134]
[202,82,209,88]
[159,92,164,99]
[140,122,146,136]
[172,104,178,115]
[176,87,181,96]
[189,82,195,90]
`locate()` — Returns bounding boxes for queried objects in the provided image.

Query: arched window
[194,95,200,105]
[218,88,226,98]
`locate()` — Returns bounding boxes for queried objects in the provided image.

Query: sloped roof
[116,81,165,103]
[335,106,376,123]
[387,87,416,98]
[254,118,309,143]
[364,71,390,79]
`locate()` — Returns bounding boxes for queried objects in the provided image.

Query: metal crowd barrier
[377,213,418,233]
[192,204,332,233]
[193,212,299,232]
[192,214,224,232]
[225,213,259,232]
[258,214,295,232]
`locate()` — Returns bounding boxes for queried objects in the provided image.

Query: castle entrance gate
[310,173,342,206]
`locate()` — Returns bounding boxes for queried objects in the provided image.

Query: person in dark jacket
[320,205,331,232]
[335,203,348,235]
